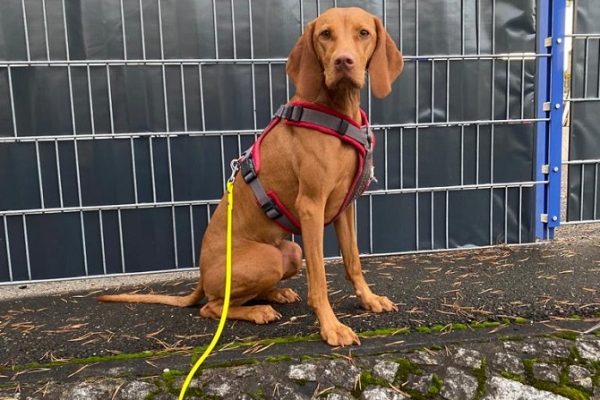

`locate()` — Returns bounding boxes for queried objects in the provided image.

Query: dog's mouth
[325,69,365,91]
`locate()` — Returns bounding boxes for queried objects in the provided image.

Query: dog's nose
[334,53,355,70]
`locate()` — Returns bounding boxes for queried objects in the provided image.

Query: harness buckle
[337,119,350,135]
[284,105,304,122]
[241,157,258,183]
[261,200,281,219]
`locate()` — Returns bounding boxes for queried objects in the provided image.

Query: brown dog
[98,7,404,347]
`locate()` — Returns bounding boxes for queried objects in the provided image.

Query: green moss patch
[499,370,525,383]
[522,357,592,400]
[550,330,581,341]
[358,327,410,337]
[472,359,487,400]
[393,357,423,383]
[429,373,444,395]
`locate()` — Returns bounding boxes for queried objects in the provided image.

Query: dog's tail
[97,281,205,308]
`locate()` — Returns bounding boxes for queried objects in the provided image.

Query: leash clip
[228,158,240,184]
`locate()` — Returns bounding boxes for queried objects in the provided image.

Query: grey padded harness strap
[239,151,300,234]
[275,104,371,147]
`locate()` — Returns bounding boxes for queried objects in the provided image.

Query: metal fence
[565,0,600,223]
[0,0,565,283]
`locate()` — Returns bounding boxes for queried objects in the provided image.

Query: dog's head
[287,7,404,100]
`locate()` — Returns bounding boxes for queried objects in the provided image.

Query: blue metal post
[535,0,566,240]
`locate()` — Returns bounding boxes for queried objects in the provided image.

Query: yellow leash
[178,175,235,400]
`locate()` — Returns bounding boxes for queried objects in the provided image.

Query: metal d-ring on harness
[237,101,376,235]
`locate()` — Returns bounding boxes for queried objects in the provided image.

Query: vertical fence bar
[445,190,449,249]
[130,138,138,203]
[520,59,526,119]
[489,0,496,245]
[248,0,257,130]
[21,0,31,61]
[582,38,589,98]
[198,64,206,131]
[22,215,31,280]
[430,60,435,123]
[230,0,237,59]
[415,0,419,251]
[504,187,508,243]
[99,211,107,275]
[149,137,157,202]
[139,0,146,59]
[61,0,76,135]
[430,192,434,249]
[118,209,125,272]
[579,165,585,220]
[106,65,115,133]
[212,0,219,59]
[190,206,196,264]
[120,0,127,59]
[180,64,188,131]
[8,67,17,137]
[460,126,465,185]
[35,141,45,208]
[597,38,600,98]
[3,217,13,282]
[505,59,511,119]
[446,60,450,123]
[42,0,50,60]
[86,66,96,135]
[594,164,598,219]
[518,186,523,243]
[535,0,565,239]
[384,128,389,190]
[398,0,402,52]
[55,140,64,207]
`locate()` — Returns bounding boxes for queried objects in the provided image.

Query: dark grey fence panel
[0,0,542,282]
[566,0,600,222]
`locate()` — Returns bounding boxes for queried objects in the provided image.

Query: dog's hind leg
[256,240,302,304]
[200,240,291,324]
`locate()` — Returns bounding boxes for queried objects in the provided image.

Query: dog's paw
[249,305,282,324]
[360,294,398,313]
[263,288,301,304]
[321,322,361,347]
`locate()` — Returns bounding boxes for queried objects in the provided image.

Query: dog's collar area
[274,102,371,148]
[238,101,376,235]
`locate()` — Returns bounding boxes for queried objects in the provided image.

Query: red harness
[239,101,375,235]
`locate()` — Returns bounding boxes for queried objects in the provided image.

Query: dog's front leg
[334,203,398,313]
[297,195,361,346]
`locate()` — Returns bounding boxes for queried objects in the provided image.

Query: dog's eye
[359,29,370,38]
[320,29,331,39]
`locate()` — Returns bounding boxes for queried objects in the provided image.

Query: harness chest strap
[239,102,375,235]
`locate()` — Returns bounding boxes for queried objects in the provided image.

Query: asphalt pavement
[1,224,598,368]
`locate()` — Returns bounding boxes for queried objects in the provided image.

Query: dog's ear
[369,17,404,99]
[286,22,323,100]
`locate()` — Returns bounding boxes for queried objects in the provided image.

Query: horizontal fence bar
[0,199,218,217]
[0,181,543,216]
[0,119,548,143]
[562,219,600,225]
[370,118,547,130]
[0,53,548,67]
[564,159,600,165]
[566,33,600,39]
[565,97,600,103]
[366,180,541,195]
